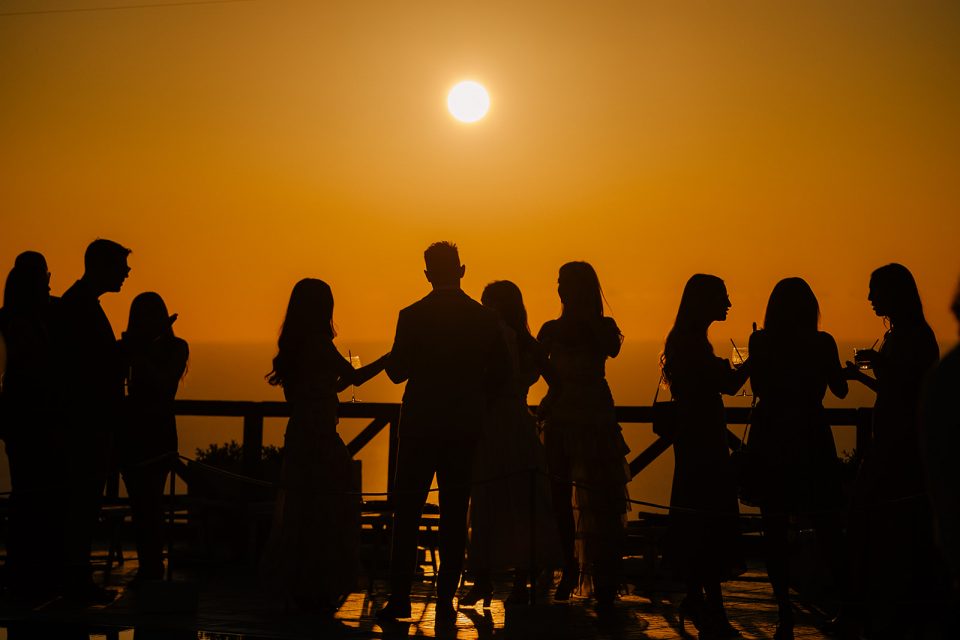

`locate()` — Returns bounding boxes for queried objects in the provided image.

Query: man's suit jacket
[386,288,508,440]
[55,280,125,431]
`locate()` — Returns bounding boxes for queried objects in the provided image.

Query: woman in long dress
[262,278,388,613]
[538,262,630,608]
[747,278,847,640]
[118,292,189,584]
[844,263,942,637]
[462,280,561,606]
[661,274,749,639]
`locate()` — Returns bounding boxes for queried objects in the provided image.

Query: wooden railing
[172,400,872,493]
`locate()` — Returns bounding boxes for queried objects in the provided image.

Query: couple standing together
[262,241,630,619]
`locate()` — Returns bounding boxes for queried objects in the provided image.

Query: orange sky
[2,1,959,349]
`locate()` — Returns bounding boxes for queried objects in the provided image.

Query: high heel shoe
[458,582,493,608]
[677,596,706,631]
[553,570,579,602]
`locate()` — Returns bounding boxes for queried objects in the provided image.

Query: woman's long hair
[870,263,927,330]
[3,251,49,314]
[661,274,726,385]
[764,277,820,336]
[267,278,335,387]
[558,261,606,319]
[482,280,536,349]
[126,292,175,342]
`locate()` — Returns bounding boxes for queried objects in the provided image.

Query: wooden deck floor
[1,549,839,640]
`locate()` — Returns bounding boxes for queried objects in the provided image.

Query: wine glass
[347,353,361,402]
[730,346,748,369]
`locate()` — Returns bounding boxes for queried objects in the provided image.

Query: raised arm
[823,333,849,400]
[719,356,751,396]
[595,316,623,358]
[124,336,189,397]
[336,352,390,392]
[385,310,412,384]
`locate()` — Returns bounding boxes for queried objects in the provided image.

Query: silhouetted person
[748,278,848,639]
[378,242,508,622]
[118,292,188,584]
[0,251,64,601]
[537,262,629,609]
[919,278,960,634]
[262,279,387,613]
[661,274,749,639]
[844,263,942,637]
[462,281,561,608]
[53,238,131,604]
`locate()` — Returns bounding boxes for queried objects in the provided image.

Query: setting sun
[447,80,490,123]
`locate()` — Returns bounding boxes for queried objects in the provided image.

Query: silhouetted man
[378,242,508,621]
[54,238,131,603]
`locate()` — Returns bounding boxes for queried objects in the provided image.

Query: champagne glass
[730,346,748,369]
[730,344,751,396]
[347,352,361,402]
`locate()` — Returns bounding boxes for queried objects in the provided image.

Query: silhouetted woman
[263,278,388,613]
[0,251,62,599]
[118,292,189,583]
[845,264,942,636]
[538,262,629,608]
[661,274,749,638]
[748,278,848,640]
[463,281,560,606]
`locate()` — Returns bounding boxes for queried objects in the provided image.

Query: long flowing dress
[468,324,561,574]
[665,351,743,582]
[748,329,847,604]
[538,317,630,596]
[261,338,360,610]
[849,325,942,622]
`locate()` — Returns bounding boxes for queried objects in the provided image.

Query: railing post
[242,411,264,478]
[855,407,872,460]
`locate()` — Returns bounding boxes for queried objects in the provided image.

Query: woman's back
[538,316,619,385]
[749,330,842,408]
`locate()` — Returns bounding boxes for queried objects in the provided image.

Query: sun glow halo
[447,81,490,123]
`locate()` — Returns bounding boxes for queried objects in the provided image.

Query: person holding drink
[844,263,943,637]
[263,278,389,613]
[661,274,750,638]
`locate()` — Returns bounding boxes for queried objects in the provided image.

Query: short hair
[85,239,131,272]
[423,241,460,276]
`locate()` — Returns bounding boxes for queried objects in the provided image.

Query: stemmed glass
[347,351,361,402]
[731,344,752,397]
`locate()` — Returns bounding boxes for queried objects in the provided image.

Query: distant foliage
[193,440,283,483]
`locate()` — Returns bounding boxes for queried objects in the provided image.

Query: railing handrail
[171,399,871,489]
[173,399,868,425]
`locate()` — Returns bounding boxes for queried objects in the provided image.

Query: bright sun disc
[447,81,490,123]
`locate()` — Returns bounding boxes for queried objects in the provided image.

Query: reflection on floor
[0,547,842,640]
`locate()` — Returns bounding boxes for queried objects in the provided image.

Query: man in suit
[378,241,508,621]
[55,238,131,604]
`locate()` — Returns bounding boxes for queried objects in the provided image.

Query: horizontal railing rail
[170,400,871,494]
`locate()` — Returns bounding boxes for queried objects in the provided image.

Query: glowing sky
[2,1,959,348]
